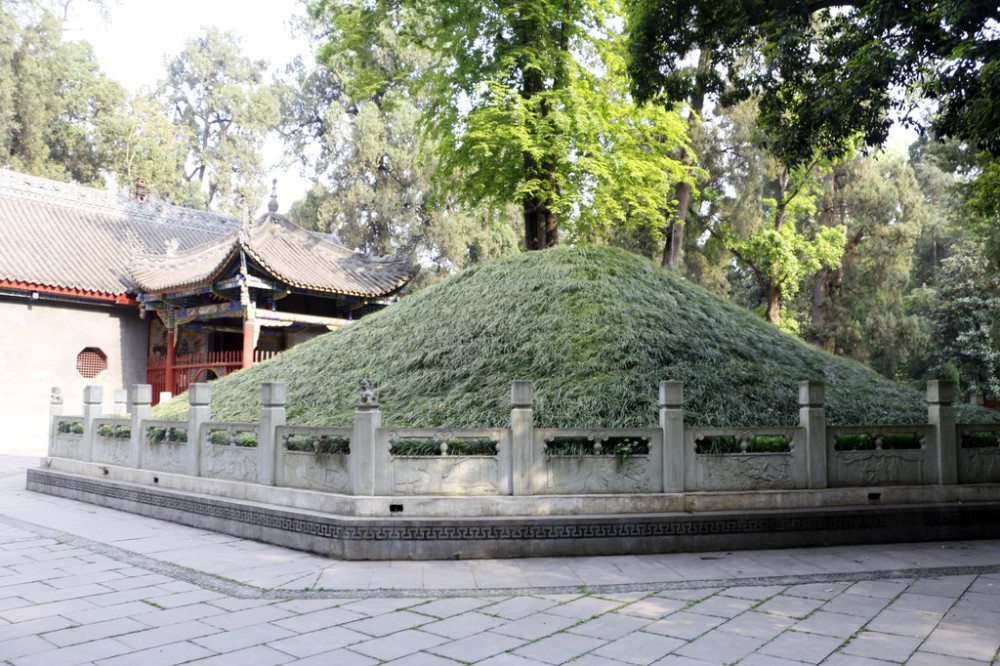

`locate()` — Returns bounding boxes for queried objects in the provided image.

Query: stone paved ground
[1,451,999,665]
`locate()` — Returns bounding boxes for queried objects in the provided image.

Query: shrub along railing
[45,378,1000,496]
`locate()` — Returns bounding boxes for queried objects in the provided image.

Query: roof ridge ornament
[268,179,278,213]
[239,191,253,244]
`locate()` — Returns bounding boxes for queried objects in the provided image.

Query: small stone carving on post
[357,378,379,408]
[351,379,386,494]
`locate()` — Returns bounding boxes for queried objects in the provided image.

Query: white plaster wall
[0,297,147,451]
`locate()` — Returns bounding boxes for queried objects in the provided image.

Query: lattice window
[76,348,107,378]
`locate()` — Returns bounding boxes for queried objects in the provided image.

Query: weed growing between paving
[153,246,998,428]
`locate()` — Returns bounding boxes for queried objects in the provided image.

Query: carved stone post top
[659,381,684,409]
[927,379,955,406]
[188,382,211,406]
[82,385,103,404]
[356,378,379,409]
[261,381,287,408]
[50,387,62,404]
[511,380,534,408]
[129,384,152,405]
[798,381,825,408]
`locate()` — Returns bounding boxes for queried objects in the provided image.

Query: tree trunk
[661,48,709,270]
[765,284,781,325]
[809,268,828,343]
[808,169,837,345]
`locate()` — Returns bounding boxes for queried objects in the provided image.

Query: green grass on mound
[154,246,997,427]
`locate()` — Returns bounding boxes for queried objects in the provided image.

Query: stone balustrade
[45,378,1000,496]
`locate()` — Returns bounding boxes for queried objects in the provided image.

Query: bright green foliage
[691,103,846,330]
[407,0,692,248]
[729,204,846,333]
[103,94,193,204]
[288,2,519,280]
[153,246,995,428]
[159,27,281,214]
[0,4,124,185]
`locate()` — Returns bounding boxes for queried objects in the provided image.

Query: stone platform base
[26,465,1000,560]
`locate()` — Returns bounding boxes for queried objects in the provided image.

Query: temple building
[0,170,416,448]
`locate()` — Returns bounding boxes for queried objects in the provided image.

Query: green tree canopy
[0,3,124,185]
[289,1,519,285]
[385,0,693,250]
[627,0,1000,168]
[159,27,281,214]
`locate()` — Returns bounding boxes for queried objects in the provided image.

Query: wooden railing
[147,350,277,403]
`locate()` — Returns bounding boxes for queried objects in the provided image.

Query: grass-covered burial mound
[155,246,994,427]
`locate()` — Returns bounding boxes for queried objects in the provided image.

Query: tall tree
[807,155,929,377]
[691,102,846,330]
[400,0,691,250]
[628,0,1000,164]
[924,241,1000,399]
[290,0,519,282]
[0,4,124,185]
[103,94,194,204]
[159,27,281,214]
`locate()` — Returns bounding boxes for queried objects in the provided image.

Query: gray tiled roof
[128,213,416,297]
[0,170,416,298]
[0,169,240,296]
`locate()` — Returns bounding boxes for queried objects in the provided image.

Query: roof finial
[268,178,278,213]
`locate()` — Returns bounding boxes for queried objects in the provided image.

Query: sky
[63,0,316,211]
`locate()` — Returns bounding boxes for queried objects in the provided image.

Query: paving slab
[3,453,1000,666]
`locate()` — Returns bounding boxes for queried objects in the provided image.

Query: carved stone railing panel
[141,419,190,474]
[957,424,1000,483]
[201,421,260,483]
[91,417,132,467]
[383,428,506,456]
[687,427,801,491]
[277,425,352,494]
[534,428,662,494]
[827,425,932,487]
[381,428,509,496]
[392,458,499,496]
[50,416,84,459]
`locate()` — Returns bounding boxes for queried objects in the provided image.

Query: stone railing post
[128,384,152,469]
[258,382,286,486]
[798,381,827,489]
[113,389,127,416]
[510,380,538,495]
[81,385,103,463]
[187,383,211,477]
[47,387,63,457]
[928,379,958,485]
[351,379,385,495]
[659,381,685,492]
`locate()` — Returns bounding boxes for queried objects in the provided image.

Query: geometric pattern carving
[27,469,1000,551]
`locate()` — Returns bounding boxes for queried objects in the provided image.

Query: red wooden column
[242,318,256,369]
[165,326,176,395]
